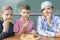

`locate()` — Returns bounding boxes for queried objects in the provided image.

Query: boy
[13,4,36,35]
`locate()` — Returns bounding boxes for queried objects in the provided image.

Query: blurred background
[0,0,60,27]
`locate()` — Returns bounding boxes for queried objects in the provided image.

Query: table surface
[3,35,20,40]
[40,36,60,40]
[3,35,60,40]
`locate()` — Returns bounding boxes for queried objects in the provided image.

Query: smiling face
[2,9,13,21]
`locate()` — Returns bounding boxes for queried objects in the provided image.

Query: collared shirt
[37,15,60,37]
[13,18,35,34]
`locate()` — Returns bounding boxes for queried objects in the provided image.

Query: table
[40,36,60,40]
[3,35,20,40]
[3,35,41,40]
[3,35,60,40]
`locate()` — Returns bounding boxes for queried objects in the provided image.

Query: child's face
[20,9,30,20]
[2,10,13,21]
[42,6,53,17]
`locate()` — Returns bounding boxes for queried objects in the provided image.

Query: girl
[0,6,14,39]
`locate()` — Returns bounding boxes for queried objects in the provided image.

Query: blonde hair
[2,6,13,14]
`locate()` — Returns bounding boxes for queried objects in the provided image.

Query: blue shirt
[37,15,60,37]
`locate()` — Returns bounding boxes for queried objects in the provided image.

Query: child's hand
[18,18,28,35]
[17,21,28,35]
[30,30,37,34]
[22,17,28,29]
[3,20,9,32]
[22,21,28,29]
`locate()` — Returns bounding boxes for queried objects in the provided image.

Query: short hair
[20,4,30,11]
[41,6,54,11]
[2,6,13,14]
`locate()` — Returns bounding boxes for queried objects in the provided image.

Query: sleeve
[56,16,60,29]
[0,31,7,39]
[0,20,7,39]
[37,16,56,37]
[53,16,60,32]
[32,22,36,30]
[13,20,20,33]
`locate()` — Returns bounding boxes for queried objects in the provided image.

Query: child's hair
[20,4,30,11]
[2,6,13,14]
[41,6,54,11]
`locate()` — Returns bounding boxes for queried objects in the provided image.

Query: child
[37,1,60,37]
[13,4,36,35]
[0,6,14,39]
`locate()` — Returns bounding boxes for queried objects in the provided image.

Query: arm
[55,16,60,32]
[13,20,28,35]
[13,21,20,35]
[52,16,60,32]
[37,16,56,37]
[0,31,7,39]
[53,16,60,37]
[0,21,7,39]
[18,21,29,35]
[0,20,10,39]
[30,22,37,34]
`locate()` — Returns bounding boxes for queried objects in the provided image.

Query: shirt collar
[20,17,30,23]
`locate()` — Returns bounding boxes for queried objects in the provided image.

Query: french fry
[45,13,50,17]
[20,34,35,39]
[24,18,27,22]
[8,20,12,22]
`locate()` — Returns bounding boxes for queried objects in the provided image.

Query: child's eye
[43,9,45,11]
[6,14,9,16]
[23,12,25,14]
[10,14,13,16]
[47,8,50,9]
[27,12,29,14]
